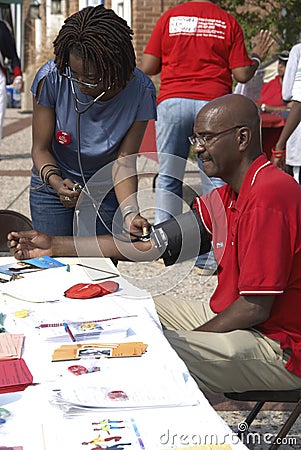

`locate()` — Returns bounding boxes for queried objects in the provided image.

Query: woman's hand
[55,178,82,208]
[271,147,286,170]
[7,230,54,260]
[124,213,150,238]
[271,154,286,170]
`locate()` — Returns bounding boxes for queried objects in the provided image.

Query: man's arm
[232,30,274,83]
[194,295,275,332]
[8,209,209,263]
[7,230,161,262]
[140,54,161,76]
[275,100,301,150]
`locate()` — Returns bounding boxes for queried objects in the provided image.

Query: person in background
[0,20,23,145]
[140,0,273,273]
[30,5,156,237]
[8,94,301,393]
[257,50,291,115]
[272,43,301,183]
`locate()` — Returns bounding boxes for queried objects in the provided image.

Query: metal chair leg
[269,398,301,450]
[237,401,265,438]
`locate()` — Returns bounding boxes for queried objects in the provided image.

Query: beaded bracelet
[44,168,62,186]
[39,163,61,182]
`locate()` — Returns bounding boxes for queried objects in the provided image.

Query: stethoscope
[67,74,146,243]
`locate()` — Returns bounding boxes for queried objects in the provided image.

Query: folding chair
[0,209,32,254]
[224,390,301,449]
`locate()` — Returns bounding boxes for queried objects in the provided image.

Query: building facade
[0,0,287,110]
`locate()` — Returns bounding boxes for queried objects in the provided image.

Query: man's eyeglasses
[189,125,245,147]
[62,66,101,89]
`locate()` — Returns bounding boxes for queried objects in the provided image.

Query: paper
[0,332,24,359]
[41,320,131,343]
[0,264,120,303]
[52,342,148,361]
[76,257,120,281]
[52,358,198,409]
[22,256,66,269]
[42,416,145,450]
[0,256,65,276]
[0,447,23,450]
[0,358,33,393]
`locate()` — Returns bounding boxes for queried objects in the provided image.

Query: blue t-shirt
[31,60,157,186]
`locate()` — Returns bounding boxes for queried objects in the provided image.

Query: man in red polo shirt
[154,93,301,392]
[7,94,301,393]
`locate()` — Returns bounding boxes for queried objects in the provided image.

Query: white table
[0,257,247,450]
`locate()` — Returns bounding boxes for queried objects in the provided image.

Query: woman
[30,5,156,238]
[257,50,291,114]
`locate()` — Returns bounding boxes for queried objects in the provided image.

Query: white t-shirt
[282,43,301,166]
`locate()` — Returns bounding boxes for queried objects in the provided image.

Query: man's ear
[238,127,251,151]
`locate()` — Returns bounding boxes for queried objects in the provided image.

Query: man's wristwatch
[261,104,266,113]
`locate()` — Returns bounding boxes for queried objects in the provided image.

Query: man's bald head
[197,94,260,131]
[193,94,263,190]
[195,94,262,156]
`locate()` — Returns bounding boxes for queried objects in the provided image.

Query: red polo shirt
[194,154,301,378]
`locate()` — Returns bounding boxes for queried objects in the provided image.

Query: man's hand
[251,30,274,62]
[7,230,54,260]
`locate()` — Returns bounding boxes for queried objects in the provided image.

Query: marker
[37,315,138,328]
[63,322,76,342]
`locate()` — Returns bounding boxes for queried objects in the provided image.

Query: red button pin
[56,130,71,145]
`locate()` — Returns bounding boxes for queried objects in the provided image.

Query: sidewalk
[0,107,32,217]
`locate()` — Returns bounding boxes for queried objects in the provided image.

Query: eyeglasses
[189,125,245,147]
[62,66,101,89]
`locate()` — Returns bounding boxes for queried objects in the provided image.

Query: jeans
[154,98,224,269]
[30,168,120,237]
[155,97,208,224]
[196,158,225,269]
[0,70,7,144]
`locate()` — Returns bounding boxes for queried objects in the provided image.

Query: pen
[37,315,138,328]
[76,263,119,277]
[63,322,76,342]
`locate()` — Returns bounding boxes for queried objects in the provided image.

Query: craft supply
[64,280,119,299]
[52,342,148,362]
[38,315,137,328]
[68,365,88,376]
[14,310,29,319]
[0,358,33,393]
[63,323,76,342]
[0,313,5,333]
[0,407,11,418]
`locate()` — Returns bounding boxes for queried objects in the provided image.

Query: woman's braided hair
[53,5,136,90]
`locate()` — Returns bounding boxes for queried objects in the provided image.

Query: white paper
[0,263,119,303]
[53,358,199,409]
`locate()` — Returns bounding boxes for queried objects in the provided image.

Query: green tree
[219,0,301,50]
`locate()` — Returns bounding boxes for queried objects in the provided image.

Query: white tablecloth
[0,257,247,450]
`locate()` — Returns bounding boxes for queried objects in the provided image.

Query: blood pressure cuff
[151,207,211,267]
